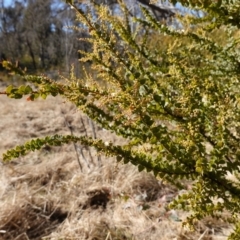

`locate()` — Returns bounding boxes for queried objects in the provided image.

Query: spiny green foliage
[3,71,66,100]
[1,0,240,238]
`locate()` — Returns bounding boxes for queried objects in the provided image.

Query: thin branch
[61,109,83,171]
[80,117,95,166]
[88,117,102,167]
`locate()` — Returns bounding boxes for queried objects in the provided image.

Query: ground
[0,80,233,240]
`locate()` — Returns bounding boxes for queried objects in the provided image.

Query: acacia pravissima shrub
[1,0,240,238]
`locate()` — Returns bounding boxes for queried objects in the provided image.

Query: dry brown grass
[0,82,233,240]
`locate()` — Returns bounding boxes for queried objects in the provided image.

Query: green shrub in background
[1,0,240,238]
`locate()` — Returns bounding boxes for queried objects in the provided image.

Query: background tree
[0,1,25,64]
[0,0,78,72]
[0,0,176,74]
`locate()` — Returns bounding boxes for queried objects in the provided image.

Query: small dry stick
[77,145,90,169]
[80,117,94,166]
[197,228,209,240]
[88,117,102,167]
[61,109,82,171]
